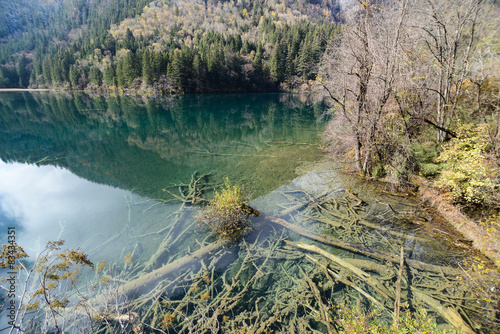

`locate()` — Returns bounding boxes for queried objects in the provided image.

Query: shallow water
[0,92,495,333]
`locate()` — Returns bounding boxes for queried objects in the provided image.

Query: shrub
[435,123,498,204]
[196,178,259,245]
[333,300,455,334]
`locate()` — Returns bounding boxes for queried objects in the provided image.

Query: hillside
[0,0,340,92]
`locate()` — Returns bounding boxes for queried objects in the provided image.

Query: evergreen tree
[89,66,103,86]
[123,28,136,52]
[69,65,80,88]
[142,50,154,86]
[116,60,125,87]
[51,60,62,84]
[285,45,294,81]
[104,33,116,54]
[122,51,140,86]
[42,57,52,85]
[168,49,186,90]
[270,39,286,83]
[103,63,116,87]
[254,44,263,76]
[16,54,29,87]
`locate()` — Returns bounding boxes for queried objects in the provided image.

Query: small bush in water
[196,178,259,245]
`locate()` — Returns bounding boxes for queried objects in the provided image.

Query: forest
[0,0,339,92]
[1,0,500,332]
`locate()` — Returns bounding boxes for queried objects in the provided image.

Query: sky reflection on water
[0,160,131,257]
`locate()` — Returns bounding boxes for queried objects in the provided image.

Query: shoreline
[0,88,50,92]
[415,177,500,267]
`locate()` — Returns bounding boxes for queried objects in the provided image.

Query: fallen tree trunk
[289,241,391,300]
[119,241,224,298]
[412,289,475,334]
[269,216,461,276]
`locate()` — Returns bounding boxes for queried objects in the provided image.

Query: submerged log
[289,241,391,300]
[119,241,224,298]
[269,216,461,276]
[299,266,337,334]
[412,289,475,334]
[305,254,386,309]
[394,246,404,320]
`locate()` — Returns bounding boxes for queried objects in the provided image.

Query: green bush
[412,142,443,177]
[196,178,258,245]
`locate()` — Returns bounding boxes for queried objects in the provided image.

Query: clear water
[0,92,494,333]
[0,92,325,259]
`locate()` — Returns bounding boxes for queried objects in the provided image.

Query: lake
[0,92,495,333]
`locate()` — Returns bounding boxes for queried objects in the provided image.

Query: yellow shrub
[196,178,257,244]
[435,123,497,204]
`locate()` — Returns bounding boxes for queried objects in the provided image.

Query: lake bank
[0,88,50,92]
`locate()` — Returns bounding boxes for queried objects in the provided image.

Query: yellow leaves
[458,254,500,309]
[96,260,107,273]
[361,1,373,9]
[46,282,59,291]
[121,253,133,265]
[66,248,94,269]
[33,288,45,297]
[160,312,176,330]
[161,299,172,308]
[435,123,497,204]
[25,301,39,310]
[51,298,69,309]
[322,8,330,19]
[0,242,28,269]
[60,271,73,280]
[199,292,210,302]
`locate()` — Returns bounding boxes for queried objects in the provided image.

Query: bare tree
[321,0,492,180]
[406,0,485,142]
[320,0,408,177]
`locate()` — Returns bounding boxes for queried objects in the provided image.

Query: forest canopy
[0,0,340,92]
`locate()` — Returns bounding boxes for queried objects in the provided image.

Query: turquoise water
[0,92,325,261]
[0,92,494,333]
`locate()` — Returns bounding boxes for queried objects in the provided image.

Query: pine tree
[116,60,125,87]
[69,65,80,88]
[142,50,154,86]
[104,33,116,55]
[122,51,140,86]
[123,28,136,52]
[89,66,103,86]
[285,45,294,82]
[254,44,263,76]
[168,49,185,90]
[42,57,52,85]
[51,60,62,84]
[103,63,116,87]
[16,54,29,88]
[270,39,286,83]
